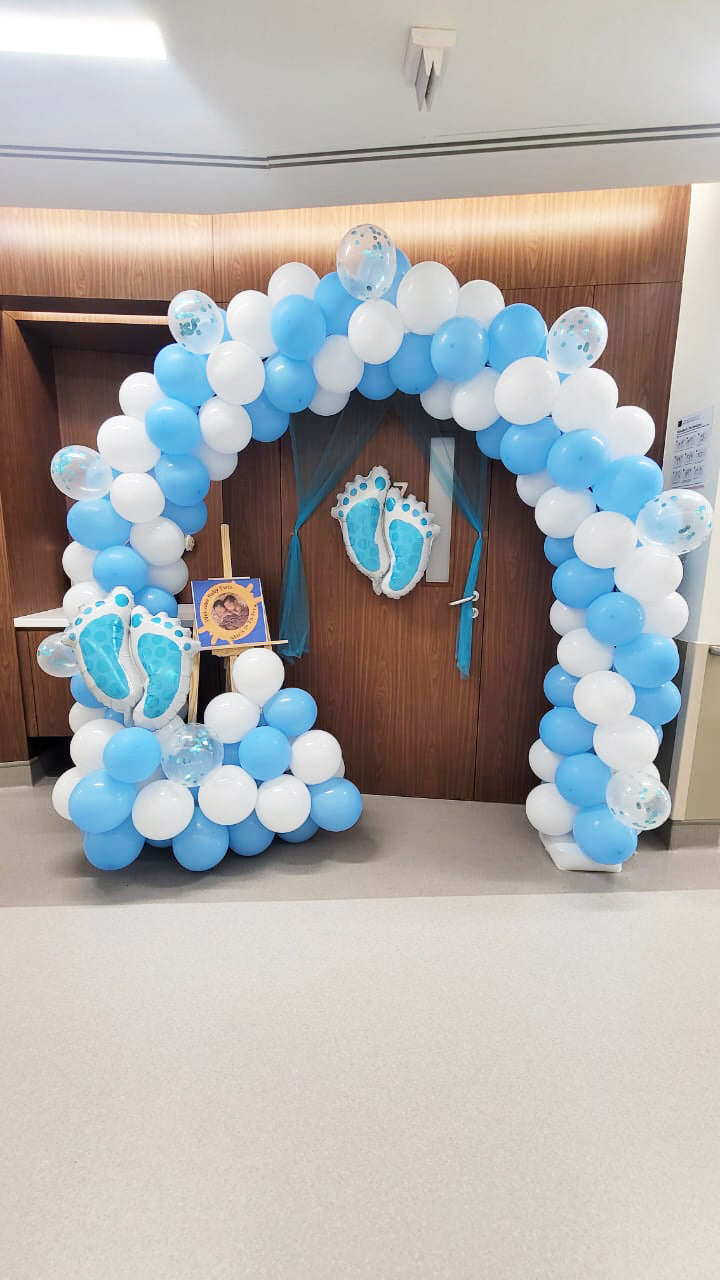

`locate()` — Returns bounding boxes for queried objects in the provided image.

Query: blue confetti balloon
[309,779,363,831]
[83,817,144,871]
[547,429,609,490]
[228,811,275,856]
[37,633,77,678]
[337,223,396,301]
[154,344,213,406]
[500,418,561,475]
[154,454,210,506]
[69,769,136,834]
[555,752,612,807]
[388,333,435,394]
[278,816,319,844]
[264,354,316,413]
[104,727,162,784]
[539,707,595,755]
[430,317,488,382]
[167,290,223,356]
[173,808,229,871]
[93,545,148,594]
[475,418,509,459]
[238,727,291,782]
[585,592,645,646]
[67,497,131,551]
[613,634,679,687]
[51,445,112,501]
[546,306,608,373]
[593,456,663,519]
[552,558,615,608]
[543,664,579,708]
[145,398,202,454]
[271,295,327,361]
[161,723,223,788]
[263,688,318,737]
[573,805,638,864]
[488,304,547,372]
[636,488,714,555]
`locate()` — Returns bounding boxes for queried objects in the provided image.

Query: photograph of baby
[191,577,270,649]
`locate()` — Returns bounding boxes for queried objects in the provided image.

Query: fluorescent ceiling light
[0,12,166,59]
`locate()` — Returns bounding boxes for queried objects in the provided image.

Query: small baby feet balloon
[337,224,397,301]
[636,489,714,555]
[50,445,112,501]
[606,769,672,831]
[168,289,223,355]
[161,722,223,787]
[546,307,608,374]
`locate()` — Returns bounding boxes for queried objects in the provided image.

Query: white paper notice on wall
[671,407,714,490]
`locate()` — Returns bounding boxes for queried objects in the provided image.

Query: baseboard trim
[665,819,720,850]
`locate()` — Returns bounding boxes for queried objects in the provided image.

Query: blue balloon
[264,354,316,413]
[475,418,509,459]
[310,779,363,832]
[430,317,488,381]
[145,398,202,454]
[161,499,208,535]
[552,558,615,608]
[357,361,395,400]
[146,837,172,848]
[488,304,547,371]
[382,249,411,305]
[238,727,291,782]
[70,672,102,708]
[631,681,681,726]
[544,535,576,566]
[500,418,561,475]
[585,592,645,646]
[543,664,579,707]
[228,811,274,856]
[66,498,131,551]
[539,707,595,755]
[271,295,327,361]
[573,805,638,864]
[154,454,210,506]
[654,724,664,745]
[93,545,148,594]
[263,688,318,737]
[547,429,609,490]
[69,769,136,834]
[83,817,144,871]
[154,343,213,406]
[135,586,179,617]
[389,333,435,394]
[314,271,361,335]
[593,456,663,519]
[279,816,319,844]
[173,809,229,871]
[104,727,162,783]
[246,392,290,442]
[555,753,612,807]
[223,742,239,764]
[613,634,679,687]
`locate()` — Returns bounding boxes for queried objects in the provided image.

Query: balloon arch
[40,224,713,873]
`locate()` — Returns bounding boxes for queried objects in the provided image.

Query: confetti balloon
[606,768,672,831]
[168,289,223,355]
[337,224,397,301]
[636,489,714,555]
[50,445,112,501]
[37,633,78,677]
[546,307,608,374]
[161,722,223,787]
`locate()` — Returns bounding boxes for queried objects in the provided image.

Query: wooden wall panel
[0,208,213,303]
[0,493,31,760]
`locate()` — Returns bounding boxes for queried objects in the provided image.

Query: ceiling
[2,0,720,212]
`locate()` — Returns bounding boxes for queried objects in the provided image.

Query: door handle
[448,590,479,619]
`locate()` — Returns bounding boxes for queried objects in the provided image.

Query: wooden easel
[187,523,287,722]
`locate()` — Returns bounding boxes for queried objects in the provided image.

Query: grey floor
[2,786,720,1279]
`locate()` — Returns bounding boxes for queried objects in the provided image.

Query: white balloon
[552,368,618,433]
[119,372,162,420]
[334,759,346,778]
[225,290,276,357]
[573,670,635,724]
[529,738,562,782]
[255,775,312,833]
[52,766,85,820]
[549,600,585,636]
[642,592,689,638]
[194,441,238,481]
[63,580,102,619]
[557,627,614,677]
[526,783,578,836]
[451,367,500,431]
[268,262,320,304]
[110,472,165,523]
[290,730,342,785]
[614,547,683,603]
[308,386,349,416]
[129,517,185,567]
[198,398,252,453]
[70,718,122,772]
[198,765,257,825]
[573,511,637,569]
[347,300,404,364]
[97,415,160,474]
[534,487,596,538]
[206,341,265,405]
[62,541,97,584]
[420,379,454,420]
[593,717,659,771]
[132,780,195,841]
[516,470,554,507]
[68,702,104,732]
[146,559,188,595]
[494,357,560,426]
[312,336,363,394]
[204,691,260,743]
[601,405,655,460]
[456,279,505,328]
[396,262,459,335]
[232,647,285,705]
